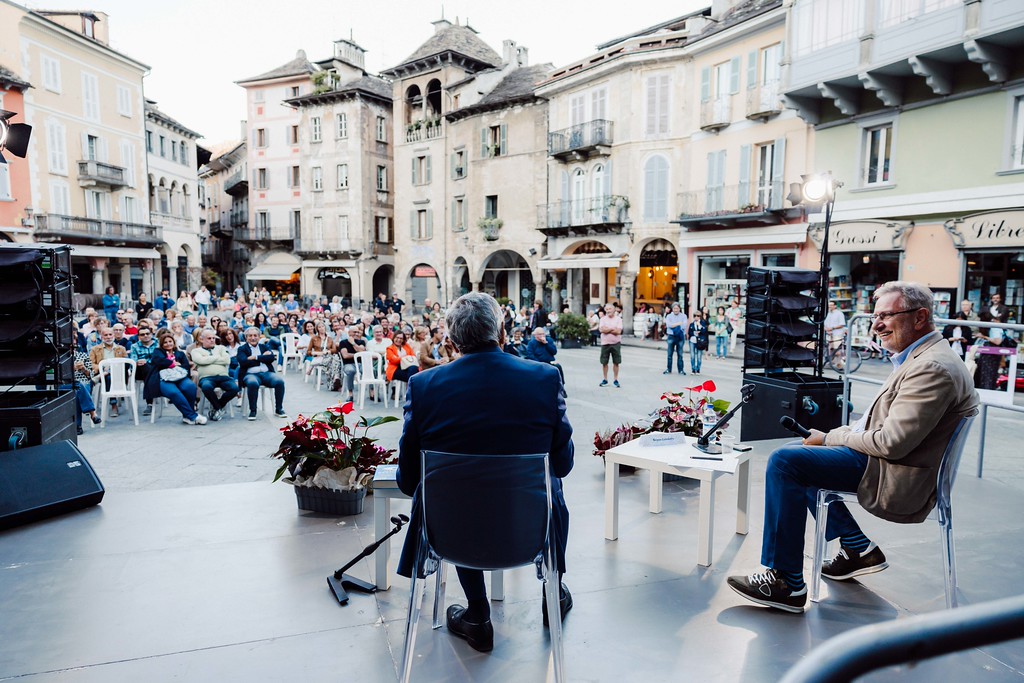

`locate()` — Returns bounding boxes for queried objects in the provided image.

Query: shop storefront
[635,239,677,313]
[946,209,1024,324]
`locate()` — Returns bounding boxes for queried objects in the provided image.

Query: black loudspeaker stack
[0,243,77,449]
[740,266,843,441]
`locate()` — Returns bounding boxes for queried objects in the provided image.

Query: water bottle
[701,404,718,439]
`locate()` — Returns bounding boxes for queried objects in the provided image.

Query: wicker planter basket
[293,486,367,516]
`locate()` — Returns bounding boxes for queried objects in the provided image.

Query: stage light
[0,109,32,164]
[787,173,840,209]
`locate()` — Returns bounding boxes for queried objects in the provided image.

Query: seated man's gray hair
[446,292,502,352]
[874,281,935,323]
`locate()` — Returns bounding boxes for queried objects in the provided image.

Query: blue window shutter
[426,210,433,238]
[738,144,752,206]
[604,159,613,197]
[747,51,758,89]
[426,155,432,183]
[451,200,456,229]
[700,67,711,102]
[729,57,741,94]
[480,128,487,158]
[499,124,508,155]
[705,153,716,213]
[450,152,456,178]
[771,137,786,209]
[410,211,416,238]
[411,157,418,185]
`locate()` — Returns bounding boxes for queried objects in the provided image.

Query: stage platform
[3,446,1024,682]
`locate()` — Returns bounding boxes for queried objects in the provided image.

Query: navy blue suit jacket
[396,345,573,577]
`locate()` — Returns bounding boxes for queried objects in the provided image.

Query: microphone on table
[779,416,812,438]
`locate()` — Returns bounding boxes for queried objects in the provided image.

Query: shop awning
[70,245,162,259]
[246,252,301,281]
[539,253,626,269]
[678,224,808,248]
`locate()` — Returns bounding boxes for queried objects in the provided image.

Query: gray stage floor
[3,448,1024,682]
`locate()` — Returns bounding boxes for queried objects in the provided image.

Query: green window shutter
[451,199,456,229]
[450,152,456,179]
[771,137,787,209]
[426,210,433,239]
[499,124,508,155]
[729,57,741,94]
[411,157,418,185]
[480,128,488,158]
[410,211,416,239]
[425,155,432,183]
[747,51,758,89]
[738,144,752,206]
[700,67,711,102]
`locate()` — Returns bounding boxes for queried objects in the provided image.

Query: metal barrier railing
[779,593,1024,683]
[836,313,1024,478]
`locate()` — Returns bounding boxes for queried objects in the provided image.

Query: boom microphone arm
[694,384,754,453]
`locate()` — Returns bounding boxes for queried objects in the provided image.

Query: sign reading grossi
[945,210,1024,249]
[808,220,913,251]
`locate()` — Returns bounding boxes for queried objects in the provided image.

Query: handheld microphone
[779,416,812,438]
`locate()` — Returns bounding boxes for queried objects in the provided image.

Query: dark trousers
[198,375,240,410]
[761,442,868,574]
[242,371,284,413]
[666,335,686,372]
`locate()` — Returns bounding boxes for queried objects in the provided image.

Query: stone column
[549,273,562,313]
[120,261,132,300]
[153,258,163,295]
[618,270,635,334]
[89,258,108,294]
[167,264,178,298]
[470,280,481,293]
[141,259,154,299]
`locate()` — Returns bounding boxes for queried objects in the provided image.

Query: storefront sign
[414,265,437,278]
[808,220,913,251]
[317,268,350,280]
[945,210,1024,249]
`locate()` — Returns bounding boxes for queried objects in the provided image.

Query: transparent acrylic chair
[810,414,977,609]
[400,450,565,683]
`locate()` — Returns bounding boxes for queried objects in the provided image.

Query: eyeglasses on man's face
[868,308,922,323]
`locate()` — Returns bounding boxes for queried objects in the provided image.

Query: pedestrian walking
[688,310,708,374]
[664,303,687,375]
[599,303,623,387]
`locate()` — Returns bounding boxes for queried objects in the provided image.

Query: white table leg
[697,477,715,567]
[604,459,619,540]
[649,469,663,514]
[490,570,504,601]
[374,495,391,590]
[736,458,750,535]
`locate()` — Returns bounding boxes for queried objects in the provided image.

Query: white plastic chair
[198,387,236,419]
[353,351,387,410]
[389,379,408,406]
[810,414,977,609]
[280,333,301,374]
[96,358,139,426]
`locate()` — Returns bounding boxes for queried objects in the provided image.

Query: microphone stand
[693,384,754,455]
[327,513,409,605]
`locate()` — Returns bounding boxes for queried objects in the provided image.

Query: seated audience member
[366,324,393,374]
[331,325,366,399]
[169,320,189,349]
[727,281,979,613]
[89,326,128,418]
[237,327,287,420]
[409,326,429,358]
[69,350,102,434]
[111,323,132,351]
[191,329,240,421]
[385,330,419,385]
[305,321,335,382]
[417,327,453,370]
[130,325,160,416]
[219,327,242,379]
[149,331,207,425]
[525,326,566,394]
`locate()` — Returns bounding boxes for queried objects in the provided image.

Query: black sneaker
[727,569,807,613]
[822,543,889,581]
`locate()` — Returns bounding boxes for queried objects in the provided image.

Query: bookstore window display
[965,251,1024,325]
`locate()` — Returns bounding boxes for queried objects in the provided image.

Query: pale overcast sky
[24,0,706,146]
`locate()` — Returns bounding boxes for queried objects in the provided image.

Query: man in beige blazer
[729,281,979,613]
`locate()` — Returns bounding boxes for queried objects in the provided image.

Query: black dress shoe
[542,582,573,627]
[446,605,493,652]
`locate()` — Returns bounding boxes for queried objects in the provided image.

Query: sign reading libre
[946,210,1024,249]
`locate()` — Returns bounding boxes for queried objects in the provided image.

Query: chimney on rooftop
[502,39,517,65]
[516,45,529,67]
[432,18,452,34]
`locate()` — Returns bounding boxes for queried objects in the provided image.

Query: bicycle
[827,337,862,374]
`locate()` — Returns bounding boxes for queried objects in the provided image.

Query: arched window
[426,79,442,118]
[182,184,192,220]
[572,168,587,223]
[643,155,669,221]
[404,85,422,124]
[591,164,605,201]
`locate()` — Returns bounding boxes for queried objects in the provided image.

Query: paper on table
[373,464,400,489]
[615,438,742,474]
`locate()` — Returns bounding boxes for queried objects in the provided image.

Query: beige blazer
[825,331,979,523]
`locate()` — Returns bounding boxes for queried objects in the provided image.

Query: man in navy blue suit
[396,292,574,653]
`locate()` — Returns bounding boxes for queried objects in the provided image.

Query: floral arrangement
[593,380,730,457]
[272,402,398,491]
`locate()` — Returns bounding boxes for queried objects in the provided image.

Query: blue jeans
[197,303,208,316]
[160,378,199,421]
[62,382,95,428]
[716,335,728,358]
[666,335,686,373]
[761,442,868,574]
[198,375,240,410]
[689,343,703,372]
[242,371,284,414]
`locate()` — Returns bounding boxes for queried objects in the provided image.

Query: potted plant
[272,401,398,515]
[477,217,503,241]
[554,312,590,349]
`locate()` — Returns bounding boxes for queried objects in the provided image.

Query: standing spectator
[374,292,389,314]
[589,307,604,346]
[283,293,299,314]
[959,299,980,321]
[135,292,153,321]
[191,329,240,421]
[712,307,731,359]
[528,300,547,334]
[824,299,847,357]
[194,285,212,316]
[237,327,287,420]
[153,289,175,312]
[391,291,406,317]
[102,285,120,324]
[234,284,246,304]
[150,332,206,425]
[664,303,687,375]
[942,311,970,361]
[130,326,159,416]
[726,298,743,356]
[598,303,623,388]
[688,310,709,374]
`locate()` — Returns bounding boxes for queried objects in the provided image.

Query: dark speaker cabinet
[740,372,844,441]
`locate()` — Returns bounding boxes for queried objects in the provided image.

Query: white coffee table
[604,436,751,567]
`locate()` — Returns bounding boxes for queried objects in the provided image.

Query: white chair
[353,351,387,410]
[96,358,139,426]
[389,379,408,406]
[197,387,236,419]
[810,414,977,610]
[280,333,301,374]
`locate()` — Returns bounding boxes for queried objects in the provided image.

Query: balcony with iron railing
[224,172,248,197]
[231,245,250,262]
[538,195,629,236]
[699,97,732,132]
[294,237,361,256]
[234,225,297,243]
[200,240,219,260]
[746,81,782,120]
[32,213,162,244]
[675,182,797,226]
[229,210,247,228]
[548,119,614,161]
[77,160,129,189]
[405,120,443,143]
